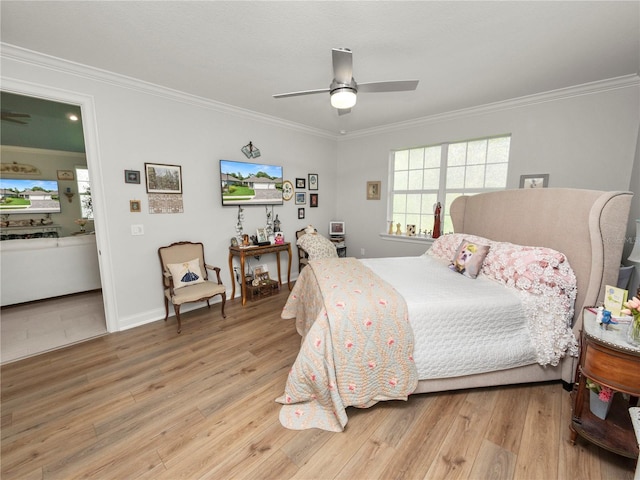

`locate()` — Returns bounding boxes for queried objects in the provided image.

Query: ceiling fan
[273,48,419,115]
[1,111,31,125]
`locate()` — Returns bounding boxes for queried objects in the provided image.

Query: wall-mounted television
[220,159,283,206]
[0,178,62,214]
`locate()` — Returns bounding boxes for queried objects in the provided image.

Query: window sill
[379,233,436,246]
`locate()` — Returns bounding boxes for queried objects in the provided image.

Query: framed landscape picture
[295,192,306,205]
[145,163,182,194]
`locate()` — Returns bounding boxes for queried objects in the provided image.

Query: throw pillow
[297,233,338,260]
[449,239,490,279]
[167,258,205,289]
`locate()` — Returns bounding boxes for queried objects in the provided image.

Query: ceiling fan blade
[1,112,30,125]
[2,118,28,125]
[357,80,419,93]
[273,88,330,99]
[337,108,351,116]
[332,48,353,85]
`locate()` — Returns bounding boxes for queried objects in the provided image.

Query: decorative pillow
[297,233,338,260]
[481,242,575,295]
[426,233,493,261]
[449,239,490,279]
[166,258,205,289]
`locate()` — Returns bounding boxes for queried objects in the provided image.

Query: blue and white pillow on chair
[166,258,205,289]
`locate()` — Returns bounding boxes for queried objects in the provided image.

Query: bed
[277,188,632,431]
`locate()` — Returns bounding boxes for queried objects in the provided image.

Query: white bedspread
[360,256,537,379]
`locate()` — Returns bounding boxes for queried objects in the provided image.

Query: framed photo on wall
[130,199,141,212]
[519,174,549,189]
[298,208,305,219]
[57,170,74,181]
[366,181,381,200]
[145,163,182,194]
[310,193,318,207]
[295,192,306,205]
[125,170,141,184]
[296,178,306,189]
[308,173,318,190]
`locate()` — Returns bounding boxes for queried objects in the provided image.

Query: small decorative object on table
[621,296,640,347]
[432,202,441,239]
[586,379,614,420]
[596,307,617,329]
[74,218,88,233]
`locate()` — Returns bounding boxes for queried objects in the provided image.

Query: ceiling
[1,92,85,152]
[1,1,639,137]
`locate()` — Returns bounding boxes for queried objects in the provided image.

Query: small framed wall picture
[57,170,74,181]
[296,178,306,189]
[125,170,141,184]
[366,181,381,200]
[310,193,318,207]
[308,173,318,190]
[130,200,141,212]
[295,192,306,205]
[298,207,305,219]
[519,174,549,189]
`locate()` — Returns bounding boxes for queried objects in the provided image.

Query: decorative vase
[627,315,640,347]
[589,390,612,420]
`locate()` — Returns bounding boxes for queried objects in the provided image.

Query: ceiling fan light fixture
[330,88,357,109]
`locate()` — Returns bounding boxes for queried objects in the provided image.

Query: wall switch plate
[131,224,144,236]
[360,248,365,256]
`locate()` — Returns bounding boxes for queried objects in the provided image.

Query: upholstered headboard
[450,188,632,332]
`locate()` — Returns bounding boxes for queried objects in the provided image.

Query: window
[75,167,93,219]
[389,135,510,235]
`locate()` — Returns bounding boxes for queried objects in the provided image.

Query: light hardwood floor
[1,290,107,364]
[1,289,635,479]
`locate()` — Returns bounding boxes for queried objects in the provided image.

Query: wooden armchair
[158,241,226,333]
[296,228,310,273]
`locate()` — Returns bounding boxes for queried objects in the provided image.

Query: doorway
[1,82,116,360]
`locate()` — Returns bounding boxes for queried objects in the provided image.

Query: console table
[0,224,61,240]
[228,242,292,306]
[570,307,639,459]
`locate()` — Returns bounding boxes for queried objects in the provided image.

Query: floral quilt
[277,257,418,432]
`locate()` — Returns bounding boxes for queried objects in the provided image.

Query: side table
[569,307,640,459]
[228,242,292,306]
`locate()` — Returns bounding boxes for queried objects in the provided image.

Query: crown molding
[3,43,637,142]
[343,74,640,140]
[1,145,87,158]
[1,43,336,140]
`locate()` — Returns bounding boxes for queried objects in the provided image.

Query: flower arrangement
[621,296,640,345]
[586,379,613,402]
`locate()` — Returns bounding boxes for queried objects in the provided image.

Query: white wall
[2,48,337,331]
[3,46,638,332]
[336,80,640,260]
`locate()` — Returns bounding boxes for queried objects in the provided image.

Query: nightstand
[569,307,639,459]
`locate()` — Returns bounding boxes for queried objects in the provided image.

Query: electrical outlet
[360,248,365,256]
